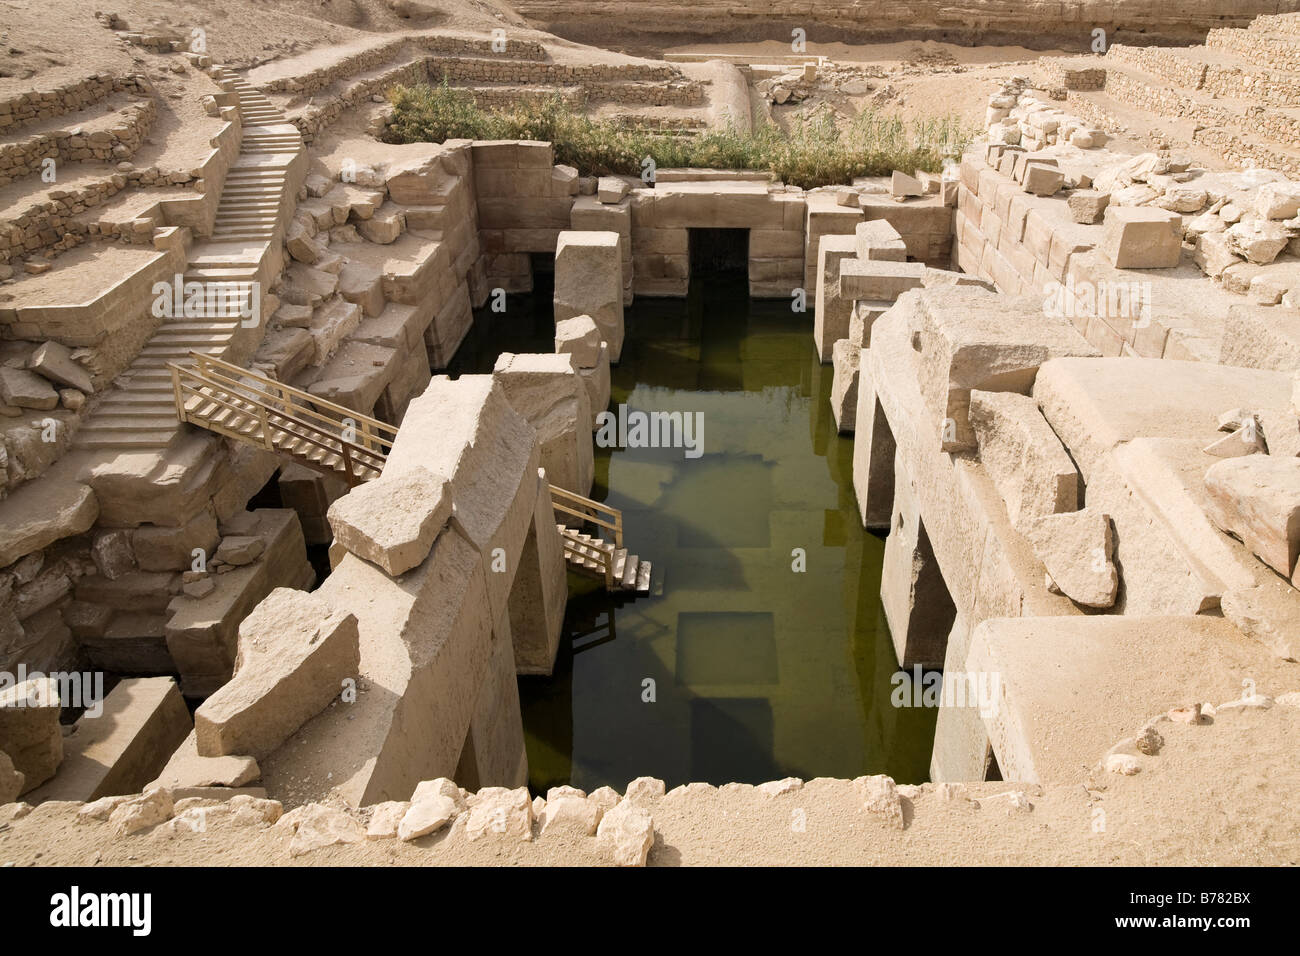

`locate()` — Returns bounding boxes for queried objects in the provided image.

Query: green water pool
[450,271,936,793]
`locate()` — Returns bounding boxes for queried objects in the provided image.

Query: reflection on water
[452,271,936,793]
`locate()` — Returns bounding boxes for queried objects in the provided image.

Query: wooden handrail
[549,483,623,548]
[189,352,398,437]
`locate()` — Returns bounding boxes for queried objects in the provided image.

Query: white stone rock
[595,799,654,866]
[1021,508,1118,608]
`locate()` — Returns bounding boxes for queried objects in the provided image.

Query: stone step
[620,553,639,590]
[636,560,652,594]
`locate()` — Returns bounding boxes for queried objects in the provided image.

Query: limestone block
[1227,219,1290,265]
[554,231,624,362]
[337,262,386,317]
[385,149,463,205]
[1221,579,1300,660]
[1101,207,1182,269]
[538,793,601,836]
[493,352,593,496]
[28,677,191,802]
[110,787,173,835]
[0,678,62,793]
[813,234,858,364]
[837,259,926,301]
[1204,455,1300,581]
[854,220,907,262]
[1067,190,1109,225]
[288,804,364,856]
[598,177,629,204]
[151,733,260,790]
[576,345,611,430]
[1261,407,1300,459]
[891,170,924,197]
[28,341,93,393]
[0,367,58,410]
[554,315,602,368]
[1022,163,1064,197]
[132,510,220,572]
[907,288,1098,453]
[194,588,359,759]
[1255,182,1300,221]
[326,466,452,576]
[357,203,406,244]
[968,390,1079,527]
[398,793,458,841]
[1021,508,1117,608]
[91,530,135,580]
[830,340,861,434]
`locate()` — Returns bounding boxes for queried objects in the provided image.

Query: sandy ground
[1,699,1297,866]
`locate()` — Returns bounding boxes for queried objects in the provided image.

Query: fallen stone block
[0,678,62,794]
[1067,189,1110,225]
[969,390,1079,527]
[854,220,907,262]
[194,589,360,759]
[1101,207,1182,269]
[150,733,261,790]
[0,367,58,410]
[288,804,364,856]
[1021,508,1118,608]
[1221,579,1300,660]
[28,341,93,394]
[27,677,191,803]
[109,787,173,836]
[1204,455,1300,582]
[891,170,924,198]
[326,466,452,576]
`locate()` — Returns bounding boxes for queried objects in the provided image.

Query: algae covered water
[452,270,936,793]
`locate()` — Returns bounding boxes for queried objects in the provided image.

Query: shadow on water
[452,262,937,793]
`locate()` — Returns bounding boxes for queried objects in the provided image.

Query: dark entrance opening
[689,228,748,275]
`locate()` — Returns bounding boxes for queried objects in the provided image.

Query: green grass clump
[383,80,975,189]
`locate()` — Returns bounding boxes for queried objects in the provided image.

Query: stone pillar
[880,455,955,669]
[554,230,624,362]
[508,469,568,676]
[492,352,594,496]
[813,234,858,363]
[928,613,994,783]
[851,366,896,530]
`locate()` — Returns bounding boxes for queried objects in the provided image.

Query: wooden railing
[550,484,623,548]
[557,531,615,590]
[169,351,398,486]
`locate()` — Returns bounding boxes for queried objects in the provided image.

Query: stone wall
[0,74,151,134]
[0,99,156,187]
[513,0,1296,48]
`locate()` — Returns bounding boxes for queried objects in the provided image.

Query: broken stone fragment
[28,341,93,394]
[596,176,629,204]
[969,390,1079,527]
[890,170,924,197]
[623,776,665,806]
[0,366,58,410]
[855,773,904,829]
[1021,508,1118,609]
[1258,407,1300,459]
[1226,219,1290,265]
[214,536,265,566]
[326,466,452,576]
[1135,724,1164,755]
[109,787,174,836]
[1203,425,1265,458]
[465,786,533,841]
[1105,753,1140,775]
[194,588,360,759]
[288,804,364,857]
[397,794,458,841]
[1203,455,1300,581]
[595,798,654,865]
[365,801,408,840]
[1220,581,1300,660]
[538,794,601,836]
[1168,703,1203,724]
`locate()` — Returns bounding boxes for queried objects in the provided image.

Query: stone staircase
[76,67,304,450]
[556,525,652,594]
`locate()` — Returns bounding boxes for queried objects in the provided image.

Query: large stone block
[194,588,359,759]
[830,340,861,433]
[1101,207,1182,269]
[327,467,453,576]
[1204,455,1300,582]
[554,231,624,362]
[837,259,926,301]
[493,352,593,496]
[968,390,1079,528]
[0,678,62,793]
[27,677,191,802]
[854,220,907,261]
[905,287,1097,452]
[813,235,858,364]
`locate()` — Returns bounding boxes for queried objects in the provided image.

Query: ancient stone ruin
[0,0,1298,873]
